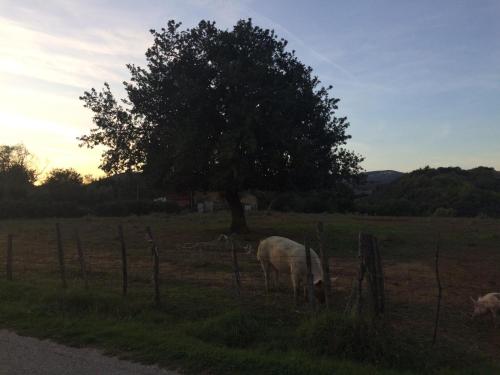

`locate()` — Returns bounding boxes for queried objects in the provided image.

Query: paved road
[0,330,179,375]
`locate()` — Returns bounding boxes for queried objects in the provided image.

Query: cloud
[0,0,499,176]
[0,111,105,176]
[0,3,150,176]
[0,16,149,90]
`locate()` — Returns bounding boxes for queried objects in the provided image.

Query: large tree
[80,19,362,232]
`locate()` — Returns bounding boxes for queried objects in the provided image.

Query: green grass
[0,212,500,374]
[0,278,497,375]
[0,280,401,375]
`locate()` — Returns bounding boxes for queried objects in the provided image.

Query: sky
[1,0,499,178]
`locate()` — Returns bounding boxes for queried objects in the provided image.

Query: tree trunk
[225,189,249,233]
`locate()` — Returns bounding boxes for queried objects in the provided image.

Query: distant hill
[356,166,500,217]
[355,170,404,196]
[365,170,404,184]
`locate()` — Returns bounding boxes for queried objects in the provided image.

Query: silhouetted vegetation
[256,185,355,213]
[0,145,178,219]
[5,143,499,220]
[357,166,500,217]
[0,143,358,219]
[79,19,362,232]
[0,144,37,200]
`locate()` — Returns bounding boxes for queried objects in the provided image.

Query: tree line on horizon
[2,143,500,219]
[0,143,357,219]
[357,166,500,218]
[0,144,175,218]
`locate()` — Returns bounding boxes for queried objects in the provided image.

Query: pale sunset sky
[1,0,499,178]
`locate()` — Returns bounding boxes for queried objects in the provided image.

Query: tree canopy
[0,144,37,200]
[44,168,83,186]
[42,168,84,201]
[80,19,363,232]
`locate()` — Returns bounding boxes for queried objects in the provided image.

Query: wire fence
[1,219,500,349]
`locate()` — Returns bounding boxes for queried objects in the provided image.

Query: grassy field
[0,211,500,374]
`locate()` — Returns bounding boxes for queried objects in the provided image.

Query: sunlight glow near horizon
[0,11,143,178]
[0,111,105,178]
[1,0,499,178]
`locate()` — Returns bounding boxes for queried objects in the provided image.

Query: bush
[187,310,264,348]
[356,198,419,216]
[296,313,430,370]
[272,192,305,212]
[0,199,180,219]
[92,200,180,217]
[302,192,328,213]
[476,212,490,219]
[433,207,457,217]
[270,188,354,214]
[0,201,87,219]
[155,200,181,214]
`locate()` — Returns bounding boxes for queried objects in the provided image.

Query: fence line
[55,223,67,289]
[118,224,128,296]
[6,234,13,281]
[75,228,88,289]
[0,221,499,339]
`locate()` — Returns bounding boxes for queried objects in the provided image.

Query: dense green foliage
[357,166,500,217]
[256,187,355,213]
[0,144,356,219]
[0,199,179,220]
[0,145,178,218]
[79,19,362,232]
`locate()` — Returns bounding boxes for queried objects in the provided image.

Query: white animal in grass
[471,293,500,326]
[256,236,325,303]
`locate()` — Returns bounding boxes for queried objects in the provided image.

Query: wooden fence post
[231,238,241,298]
[370,236,385,315]
[432,236,442,345]
[146,227,160,307]
[346,233,385,318]
[118,225,128,296]
[317,222,332,309]
[6,234,13,281]
[75,229,88,289]
[304,237,316,311]
[355,232,366,316]
[362,233,385,317]
[55,223,67,288]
